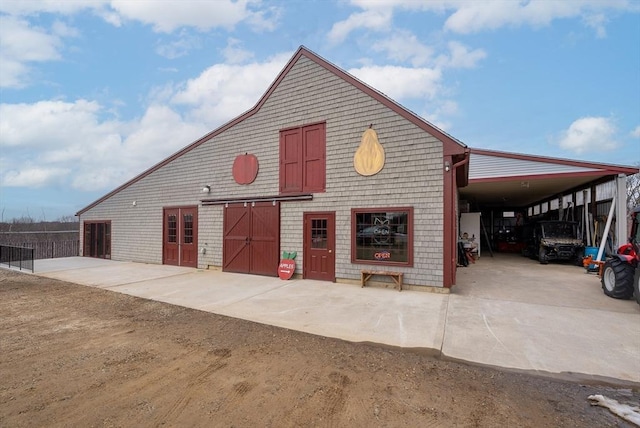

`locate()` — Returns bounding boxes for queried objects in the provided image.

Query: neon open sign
[374,251,391,260]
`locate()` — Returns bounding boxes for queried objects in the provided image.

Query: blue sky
[1,0,639,221]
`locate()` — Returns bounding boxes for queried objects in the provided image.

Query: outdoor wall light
[444,161,451,172]
[202,185,211,193]
[132,201,137,207]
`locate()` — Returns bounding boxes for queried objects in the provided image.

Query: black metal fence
[0,245,35,272]
[0,239,79,264]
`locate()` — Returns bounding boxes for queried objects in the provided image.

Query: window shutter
[302,123,326,192]
[279,128,302,193]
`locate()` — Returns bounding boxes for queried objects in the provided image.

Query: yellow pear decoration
[354,127,385,176]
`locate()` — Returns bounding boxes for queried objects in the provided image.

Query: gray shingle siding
[80,55,446,287]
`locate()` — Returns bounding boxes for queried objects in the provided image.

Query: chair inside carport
[457,242,474,266]
[458,233,477,265]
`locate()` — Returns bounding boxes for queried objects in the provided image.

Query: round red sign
[232,153,259,185]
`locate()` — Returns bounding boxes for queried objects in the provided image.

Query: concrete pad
[35,256,115,273]
[20,256,640,384]
[210,276,447,349]
[105,269,447,350]
[452,253,640,383]
[108,270,291,309]
[455,254,638,314]
[443,295,640,383]
[38,257,193,287]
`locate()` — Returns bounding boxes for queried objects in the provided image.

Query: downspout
[452,153,470,174]
[444,149,470,288]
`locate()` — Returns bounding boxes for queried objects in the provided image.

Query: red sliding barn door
[223,202,280,276]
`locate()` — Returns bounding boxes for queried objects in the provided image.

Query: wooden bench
[361,270,403,292]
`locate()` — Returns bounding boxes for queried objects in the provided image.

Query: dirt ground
[1,269,638,427]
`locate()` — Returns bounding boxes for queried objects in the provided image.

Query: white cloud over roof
[558,117,619,154]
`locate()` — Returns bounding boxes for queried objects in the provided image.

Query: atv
[525,220,584,265]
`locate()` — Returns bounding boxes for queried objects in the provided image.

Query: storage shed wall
[80,55,446,286]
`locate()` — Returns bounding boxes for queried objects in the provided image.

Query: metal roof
[460,148,638,208]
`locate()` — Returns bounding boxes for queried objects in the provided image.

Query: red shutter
[280,122,326,194]
[279,128,302,193]
[302,123,326,192]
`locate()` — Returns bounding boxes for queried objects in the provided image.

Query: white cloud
[244,4,281,32]
[0,0,108,15]
[347,39,482,118]
[0,15,64,88]
[349,65,442,100]
[51,20,80,38]
[172,52,292,125]
[0,1,280,88]
[221,38,255,64]
[109,0,278,33]
[558,117,619,154]
[0,99,207,191]
[436,41,486,69]
[1,1,281,35]
[0,100,108,148]
[631,126,640,138]
[371,30,434,67]
[335,0,638,38]
[0,59,29,89]
[0,51,295,192]
[582,12,608,38]
[2,167,71,188]
[328,8,393,43]
[421,99,458,131]
[155,31,202,59]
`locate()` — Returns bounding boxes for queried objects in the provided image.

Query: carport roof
[459,148,639,208]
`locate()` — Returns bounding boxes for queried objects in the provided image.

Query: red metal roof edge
[469,147,639,175]
[77,46,469,216]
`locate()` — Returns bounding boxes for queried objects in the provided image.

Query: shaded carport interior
[458,148,639,254]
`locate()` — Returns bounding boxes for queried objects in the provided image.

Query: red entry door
[223,202,280,276]
[163,207,198,268]
[303,212,335,282]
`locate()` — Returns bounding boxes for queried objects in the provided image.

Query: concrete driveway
[31,255,640,385]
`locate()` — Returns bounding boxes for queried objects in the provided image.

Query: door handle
[329,250,332,253]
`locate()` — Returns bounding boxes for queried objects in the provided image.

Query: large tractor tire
[601,258,634,299]
[634,267,640,306]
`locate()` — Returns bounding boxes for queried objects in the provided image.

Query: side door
[303,212,335,282]
[163,208,179,266]
[179,207,198,268]
[163,207,198,268]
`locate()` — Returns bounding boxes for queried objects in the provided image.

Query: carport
[458,148,638,257]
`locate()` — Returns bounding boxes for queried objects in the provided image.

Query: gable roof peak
[77,46,468,215]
